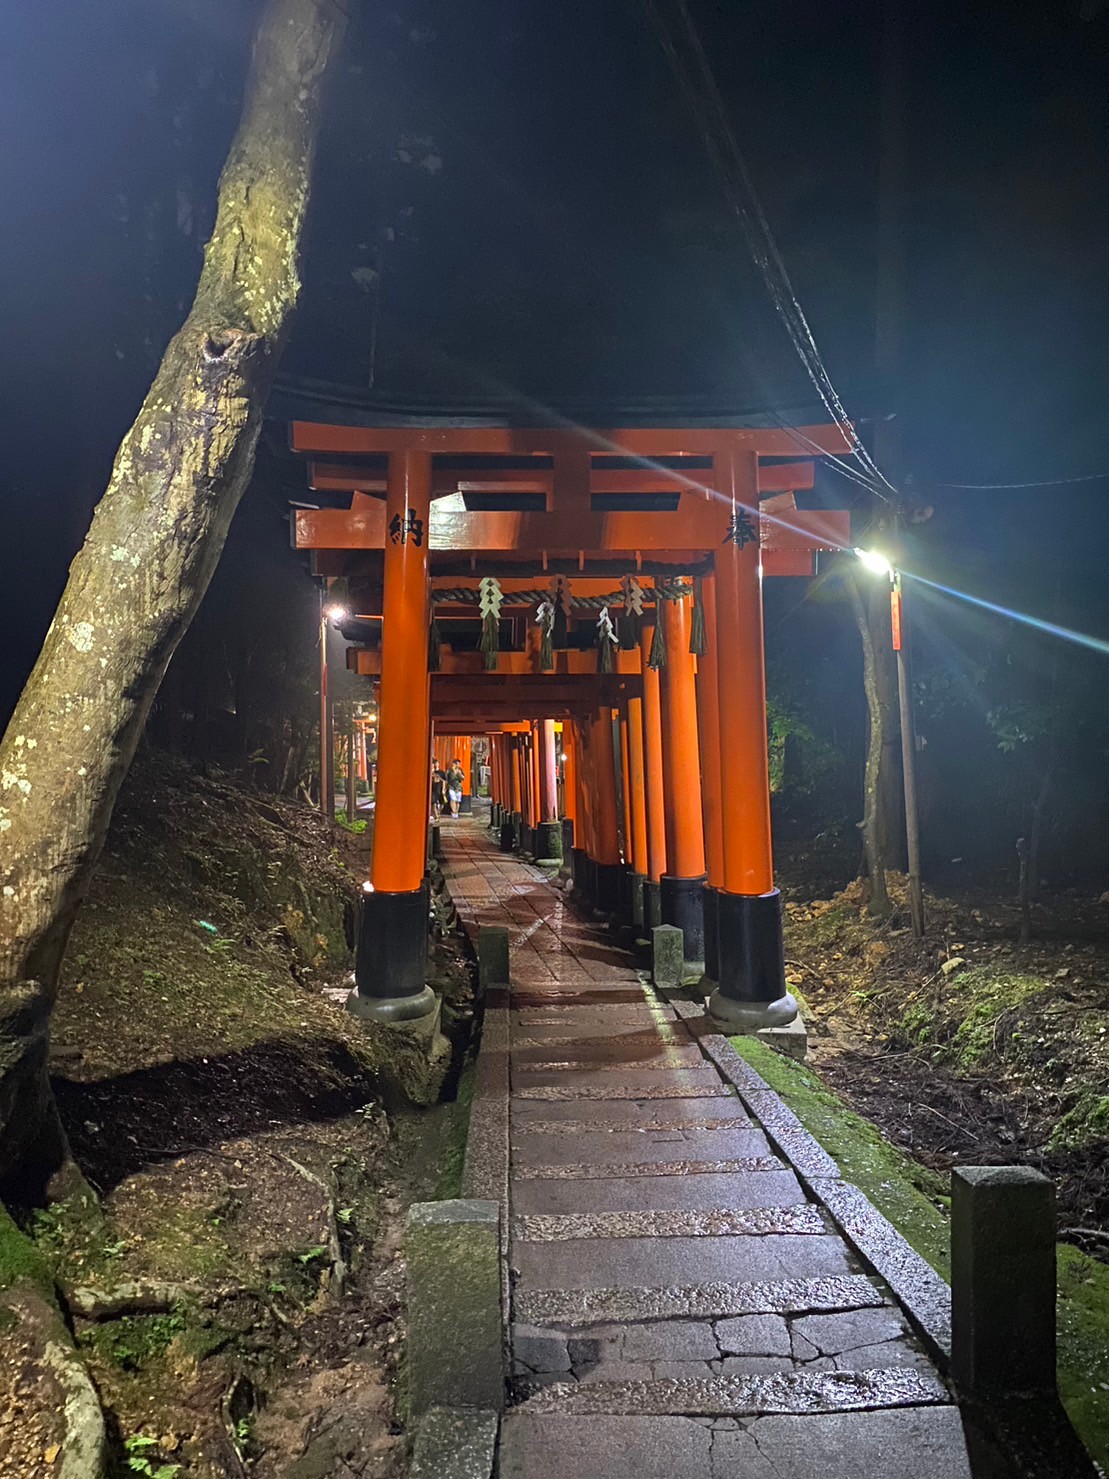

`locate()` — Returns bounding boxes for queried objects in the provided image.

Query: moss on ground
[1049,1091,1109,1152]
[0,1204,54,1296]
[730,1036,1109,1471]
[730,1037,951,1275]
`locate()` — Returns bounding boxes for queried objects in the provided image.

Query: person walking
[430,760,446,820]
[446,758,465,818]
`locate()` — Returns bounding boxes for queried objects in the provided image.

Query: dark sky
[2,0,1109,721]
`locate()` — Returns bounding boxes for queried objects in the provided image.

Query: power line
[640,0,896,504]
[938,471,1109,490]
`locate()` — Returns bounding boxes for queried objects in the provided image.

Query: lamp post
[855,549,925,937]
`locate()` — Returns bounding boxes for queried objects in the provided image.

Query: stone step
[498,1408,974,1479]
[510,1127,772,1166]
[512,1365,950,1417]
[512,1168,804,1217]
[515,1274,886,1328]
[514,1077,733,1102]
[513,1206,828,1242]
[511,1097,750,1126]
[512,1233,854,1296]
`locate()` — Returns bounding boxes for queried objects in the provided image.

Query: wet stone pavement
[440,814,973,1479]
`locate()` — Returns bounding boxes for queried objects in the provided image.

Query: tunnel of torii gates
[290,419,851,1032]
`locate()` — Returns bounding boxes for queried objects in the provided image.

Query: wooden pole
[626,695,649,878]
[659,593,706,879]
[640,620,668,888]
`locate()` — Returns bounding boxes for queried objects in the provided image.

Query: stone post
[951,1165,1056,1396]
[407,1200,504,1416]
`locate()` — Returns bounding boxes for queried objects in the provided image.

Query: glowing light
[324,603,349,622]
[362,880,374,893]
[559,752,567,761]
[854,547,894,578]
[912,574,1109,658]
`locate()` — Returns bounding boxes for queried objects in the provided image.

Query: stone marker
[478,925,510,993]
[410,1406,499,1479]
[652,924,684,991]
[951,1165,1056,1396]
[407,1200,504,1415]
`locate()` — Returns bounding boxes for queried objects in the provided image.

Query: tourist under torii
[289,417,850,1035]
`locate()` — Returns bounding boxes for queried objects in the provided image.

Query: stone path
[440,814,972,1479]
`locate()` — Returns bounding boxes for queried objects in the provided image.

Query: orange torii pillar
[625,693,650,931]
[349,448,436,1025]
[536,719,563,866]
[570,720,594,894]
[587,708,623,916]
[640,620,668,932]
[658,588,708,979]
[561,723,578,874]
[510,736,525,851]
[696,572,726,997]
[488,735,502,829]
[708,448,795,1029]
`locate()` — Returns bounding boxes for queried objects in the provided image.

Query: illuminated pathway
[441,814,972,1479]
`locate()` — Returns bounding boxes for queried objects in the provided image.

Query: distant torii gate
[291,420,851,1033]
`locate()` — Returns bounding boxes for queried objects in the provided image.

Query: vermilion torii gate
[291,419,850,1033]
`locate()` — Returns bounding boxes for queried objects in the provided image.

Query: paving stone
[510,1044,706,1070]
[510,1095,747,1126]
[513,1206,827,1242]
[829,1340,936,1374]
[791,1307,910,1356]
[499,1415,714,1479]
[714,1313,792,1357]
[516,1365,950,1416]
[718,1355,791,1375]
[513,1065,728,1096]
[511,1170,805,1215]
[712,1407,974,1478]
[515,1081,735,1101]
[511,1127,773,1166]
[810,1179,952,1362]
[515,1274,886,1327]
[511,1233,854,1293]
[513,1324,571,1374]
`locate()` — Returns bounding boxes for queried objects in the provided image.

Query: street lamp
[854,548,925,938]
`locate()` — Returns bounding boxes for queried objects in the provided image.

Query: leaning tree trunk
[848,575,892,917]
[0,0,345,1199]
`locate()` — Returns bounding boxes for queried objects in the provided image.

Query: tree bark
[0,0,345,1198]
[848,574,892,917]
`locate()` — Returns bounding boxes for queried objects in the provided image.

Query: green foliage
[765,695,842,801]
[1049,1092,1109,1151]
[334,809,368,834]
[124,1434,182,1478]
[81,1312,184,1372]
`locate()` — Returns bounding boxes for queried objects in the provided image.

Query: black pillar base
[511,812,524,851]
[536,820,563,864]
[696,883,720,999]
[349,881,436,1022]
[561,819,576,878]
[660,873,707,973]
[490,802,501,829]
[708,888,796,1029]
[571,848,590,905]
[594,861,622,917]
[429,824,444,862]
[499,821,515,853]
[460,794,473,815]
[643,879,663,933]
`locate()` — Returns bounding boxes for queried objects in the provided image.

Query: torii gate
[291,419,850,1033]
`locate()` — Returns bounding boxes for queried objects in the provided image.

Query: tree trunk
[0,0,345,1199]
[848,574,892,917]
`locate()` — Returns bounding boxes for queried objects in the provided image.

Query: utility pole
[319,595,334,819]
[890,572,925,936]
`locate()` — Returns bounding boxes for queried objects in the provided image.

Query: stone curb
[691,1023,955,1371]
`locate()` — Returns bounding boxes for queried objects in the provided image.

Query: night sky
[3,0,1109,726]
